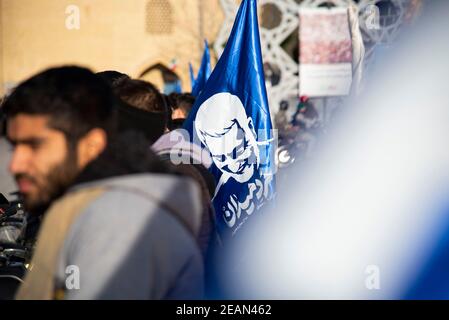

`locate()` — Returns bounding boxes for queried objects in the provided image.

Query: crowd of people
[1,0,447,302]
[0,66,220,299]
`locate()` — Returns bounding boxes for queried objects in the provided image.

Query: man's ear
[77,128,107,169]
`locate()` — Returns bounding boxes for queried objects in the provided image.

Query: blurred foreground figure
[3,66,204,299]
[226,1,449,299]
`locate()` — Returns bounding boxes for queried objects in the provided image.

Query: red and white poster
[299,7,353,97]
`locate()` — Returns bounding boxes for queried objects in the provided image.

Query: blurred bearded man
[2,66,204,300]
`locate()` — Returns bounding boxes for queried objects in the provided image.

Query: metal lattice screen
[146,0,173,34]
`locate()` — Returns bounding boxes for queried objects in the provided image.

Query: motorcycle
[0,193,32,300]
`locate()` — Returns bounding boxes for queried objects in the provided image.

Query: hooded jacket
[16,133,204,299]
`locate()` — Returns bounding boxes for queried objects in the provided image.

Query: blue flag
[190,40,211,97]
[183,0,276,240]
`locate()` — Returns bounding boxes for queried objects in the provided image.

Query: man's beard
[17,146,80,216]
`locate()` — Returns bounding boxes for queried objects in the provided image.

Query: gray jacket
[54,173,204,299]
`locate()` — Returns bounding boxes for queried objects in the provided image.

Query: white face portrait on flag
[195,92,260,185]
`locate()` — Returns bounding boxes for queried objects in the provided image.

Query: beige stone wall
[0,0,224,95]
[0,1,4,97]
